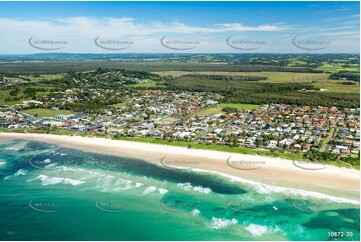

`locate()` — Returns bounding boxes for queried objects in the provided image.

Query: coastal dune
[0,132,359,196]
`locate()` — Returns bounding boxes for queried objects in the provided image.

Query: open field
[0,86,54,105]
[320,127,335,151]
[197,103,261,116]
[20,74,64,82]
[111,103,126,108]
[0,89,18,105]
[219,103,261,110]
[153,71,330,81]
[313,80,359,93]
[197,107,225,116]
[22,108,73,117]
[154,71,360,93]
[0,61,315,74]
[316,64,360,73]
[127,79,157,88]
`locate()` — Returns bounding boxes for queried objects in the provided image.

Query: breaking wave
[177,182,212,194]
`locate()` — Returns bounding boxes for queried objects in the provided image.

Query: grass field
[0,89,17,105]
[127,79,157,88]
[22,108,73,117]
[154,71,329,83]
[320,127,334,151]
[113,136,306,161]
[153,71,330,82]
[111,103,126,108]
[20,74,64,82]
[197,103,260,116]
[219,103,260,110]
[0,86,54,105]
[316,64,360,73]
[153,71,360,93]
[0,61,315,74]
[288,58,308,66]
[197,108,225,116]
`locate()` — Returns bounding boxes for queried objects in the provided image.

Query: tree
[9,87,20,96]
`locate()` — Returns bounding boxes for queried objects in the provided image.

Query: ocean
[0,139,359,241]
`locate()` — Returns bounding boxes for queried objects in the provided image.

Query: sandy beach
[0,132,359,196]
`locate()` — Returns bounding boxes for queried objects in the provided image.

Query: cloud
[0,17,286,39]
[324,14,360,22]
[319,26,355,31]
[0,17,357,54]
[218,23,286,32]
[316,31,360,37]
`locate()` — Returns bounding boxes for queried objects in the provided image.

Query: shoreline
[0,132,359,199]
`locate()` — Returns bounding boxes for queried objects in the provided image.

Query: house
[268,140,278,148]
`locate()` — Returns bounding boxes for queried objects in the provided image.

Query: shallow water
[0,139,359,241]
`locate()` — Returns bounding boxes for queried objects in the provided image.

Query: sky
[0,1,359,54]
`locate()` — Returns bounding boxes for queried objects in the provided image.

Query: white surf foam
[244,224,268,236]
[50,166,144,193]
[44,163,58,168]
[28,174,84,186]
[190,168,360,205]
[112,178,134,191]
[244,223,283,237]
[177,182,212,194]
[142,186,157,195]
[191,209,200,216]
[135,182,144,188]
[4,169,28,180]
[209,217,238,230]
[55,166,103,180]
[158,188,168,195]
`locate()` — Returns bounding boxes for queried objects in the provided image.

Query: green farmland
[22,108,73,117]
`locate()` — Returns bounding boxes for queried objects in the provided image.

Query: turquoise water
[0,139,359,241]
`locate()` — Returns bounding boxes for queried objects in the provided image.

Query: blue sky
[0,1,359,54]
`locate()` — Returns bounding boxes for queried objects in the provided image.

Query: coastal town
[0,1,360,241]
[1,88,359,162]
